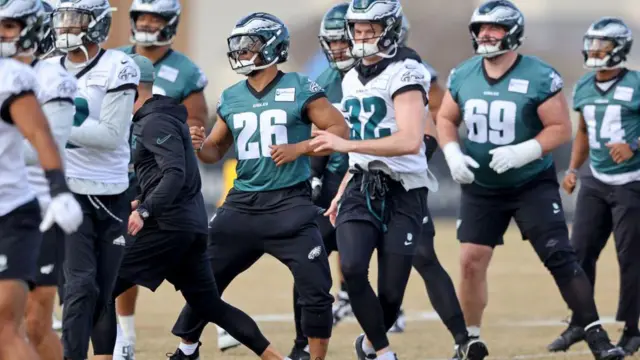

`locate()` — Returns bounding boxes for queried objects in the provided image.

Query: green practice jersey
[217,71,326,192]
[448,54,562,188]
[573,69,640,183]
[120,46,208,102]
[315,66,348,175]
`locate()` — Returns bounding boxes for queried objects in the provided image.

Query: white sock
[362,337,375,355]
[117,315,136,342]
[376,351,396,360]
[467,326,481,338]
[178,342,198,356]
[116,324,123,339]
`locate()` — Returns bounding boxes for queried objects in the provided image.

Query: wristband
[423,135,439,160]
[44,169,70,198]
[630,138,640,152]
[565,168,578,176]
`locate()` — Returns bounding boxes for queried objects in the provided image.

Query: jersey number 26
[464,99,516,145]
[233,109,289,160]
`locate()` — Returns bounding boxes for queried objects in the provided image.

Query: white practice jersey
[341,57,431,173]
[49,49,140,190]
[0,58,37,217]
[26,59,77,209]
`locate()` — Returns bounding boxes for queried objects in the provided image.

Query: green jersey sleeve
[295,75,327,123]
[182,66,208,100]
[533,62,564,105]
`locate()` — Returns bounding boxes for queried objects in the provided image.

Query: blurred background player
[50,0,141,359]
[115,0,209,357]
[549,17,640,356]
[0,14,82,360]
[437,1,624,359]
[288,3,355,359]
[0,1,77,359]
[168,12,348,360]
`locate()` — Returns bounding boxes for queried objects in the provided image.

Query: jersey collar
[593,68,628,96]
[245,70,285,100]
[482,54,522,86]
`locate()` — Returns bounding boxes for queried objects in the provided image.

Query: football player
[548,17,640,356]
[115,0,210,357]
[309,0,485,359]
[288,4,355,360]
[167,12,348,360]
[1,1,78,359]
[436,1,624,359]
[49,0,141,359]
[0,7,82,360]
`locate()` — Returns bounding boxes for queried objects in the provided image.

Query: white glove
[442,142,479,184]
[40,192,83,234]
[489,139,543,174]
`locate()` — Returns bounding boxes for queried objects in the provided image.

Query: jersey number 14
[464,99,516,145]
[583,104,625,149]
[233,109,289,160]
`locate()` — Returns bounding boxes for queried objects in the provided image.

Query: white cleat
[114,336,136,360]
[217,325,241,352]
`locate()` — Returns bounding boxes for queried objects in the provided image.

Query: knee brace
[301,305,333,339]
[544,251,583,285]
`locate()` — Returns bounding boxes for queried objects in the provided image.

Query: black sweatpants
[172,204,334,342]
[61,193,127,360]
[569,176,640,328]
[92,229,271,356]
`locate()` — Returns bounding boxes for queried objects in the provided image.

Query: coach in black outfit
[97,54,283,359]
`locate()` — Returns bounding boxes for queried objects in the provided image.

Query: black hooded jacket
[131,95,208,234]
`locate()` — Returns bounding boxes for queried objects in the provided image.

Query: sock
[467,326,480,338]
[340,281,348,292]
[376,351,396,360]
[179,342,198,356]
[117,315,136,342]
[362,337,375,355]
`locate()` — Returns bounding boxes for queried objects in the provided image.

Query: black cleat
[166,342,201,360]
[585,327,625,360]
[288,342,310,360]
[617,332,640,355]
[454,336,489,360]
[354,334,376,360]
[548,325,585,352]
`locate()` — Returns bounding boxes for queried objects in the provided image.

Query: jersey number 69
[464,99,516,145]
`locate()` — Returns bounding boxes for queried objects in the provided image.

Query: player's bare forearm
[183,92,208,129]
[435,90,461,146]
[197,142,227,164]
[536,91,572,154]
[349,131,421,156]
[568,117,589,170]
[303,122,347,156]
[337,170,353,198]
[436,116,460,146]
[534,123,571,154]
[11,94,63,170]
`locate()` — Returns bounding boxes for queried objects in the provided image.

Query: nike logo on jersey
[156,134,171,144]
[121,60,128,64]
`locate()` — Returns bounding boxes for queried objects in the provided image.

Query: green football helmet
[227,12,290,75]
[319,2,355,72]
[129,0,181,47]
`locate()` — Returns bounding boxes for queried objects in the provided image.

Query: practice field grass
[78,220,624,359]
